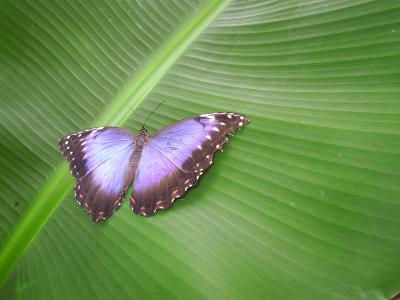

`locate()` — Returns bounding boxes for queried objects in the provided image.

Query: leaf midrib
[0,0,229,286]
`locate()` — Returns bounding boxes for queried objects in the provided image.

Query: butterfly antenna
[142,101,166,128]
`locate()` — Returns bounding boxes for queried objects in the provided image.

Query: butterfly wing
[130,112,250,216]
[59,127,137,222]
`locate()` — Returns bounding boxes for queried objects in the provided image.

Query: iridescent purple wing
[59,127,136,222]
[130,112,250,216]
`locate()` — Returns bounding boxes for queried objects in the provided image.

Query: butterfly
[59,112,250,222]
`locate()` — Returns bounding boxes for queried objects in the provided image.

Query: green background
[1,0,400,299]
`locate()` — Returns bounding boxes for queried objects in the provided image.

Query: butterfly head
[140,127,148,137]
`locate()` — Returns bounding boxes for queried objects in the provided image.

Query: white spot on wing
[212,127,219,132]
[200,114,216,120]
[239,122,243,126]
[206,135,211,140]
[197,145,202,150]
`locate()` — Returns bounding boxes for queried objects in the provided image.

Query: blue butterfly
[59,112,250,222]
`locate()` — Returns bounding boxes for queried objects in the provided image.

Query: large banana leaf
[1,0,400,299]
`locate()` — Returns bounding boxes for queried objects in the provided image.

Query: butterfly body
[59,112,250,222]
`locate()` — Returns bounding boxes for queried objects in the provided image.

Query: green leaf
[1,0,400,299]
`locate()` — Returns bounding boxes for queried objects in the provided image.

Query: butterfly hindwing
[130,112,250,215]
[59,127,137,222]
[130,142,194,216]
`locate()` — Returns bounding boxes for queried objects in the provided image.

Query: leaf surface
[1,1,400,299]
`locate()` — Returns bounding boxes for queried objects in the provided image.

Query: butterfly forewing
[59,127,137,222]
[130,112,250,216]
